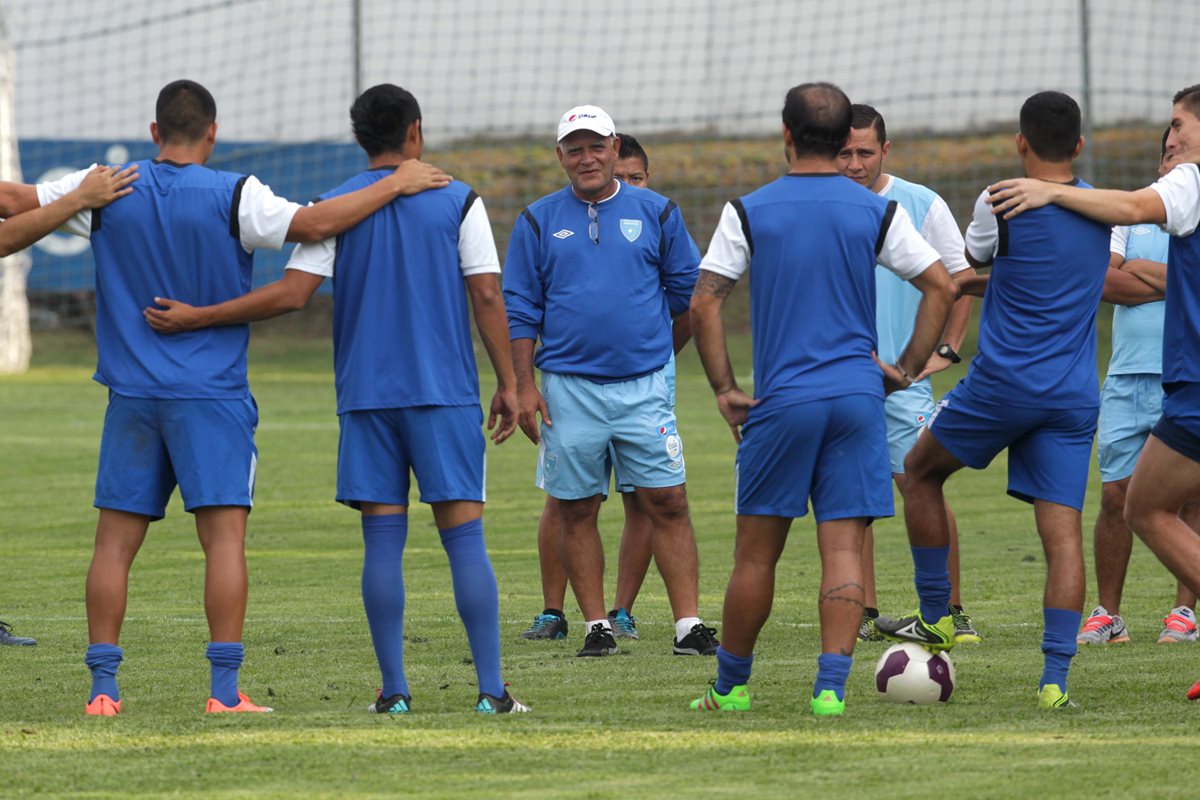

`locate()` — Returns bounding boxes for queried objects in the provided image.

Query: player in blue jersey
[36,79,449,716]
[687,83,956,716]
[521,131,685,644]
[836,105,979,644]
[505,105,719,658]
[145,84,528,714]
[988,84,1200,700]
[1078,132,1199,646]
[878,92,1111,710]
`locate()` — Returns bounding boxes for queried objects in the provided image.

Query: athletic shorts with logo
[929,380,1097,511]
[537,366,682,500]
[95,393,259,519]
[735,393,893,521]
[1097,373,1163,482]
[884,381,934,474]
[337,405,486,507]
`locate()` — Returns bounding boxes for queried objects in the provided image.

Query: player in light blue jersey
[505,105,719,659]
[39,79,449,716]
[1079,132,1199,647]
[521,133,686,644]
[688,83,956,716]
[880,92,1110,709]
[146,84,528,714]
[836,105,979,644]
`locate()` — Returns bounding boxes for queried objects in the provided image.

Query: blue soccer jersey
[963,180,1111,408]
[1108,223,1167,376]
[286,172,500,414]
[36,160,300,399]
[503,182,700,382]
[874,176,970,373]
[1150,164,1200,386]
[700,174,939,405]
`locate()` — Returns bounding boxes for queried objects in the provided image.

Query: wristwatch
[936,343,962,364]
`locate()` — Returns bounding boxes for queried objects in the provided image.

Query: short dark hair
[155,80,217,144]
[1019,91,1081,162]
[1174,84,1200,119]
[782,82,852,159]
[1162,126,1171,157]
[617,132,649,171]
[850,104,887,146]
[350,84,422,157]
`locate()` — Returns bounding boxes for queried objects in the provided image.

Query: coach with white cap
[503,105,718,658]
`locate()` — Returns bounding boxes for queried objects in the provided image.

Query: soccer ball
[874,642,956,704]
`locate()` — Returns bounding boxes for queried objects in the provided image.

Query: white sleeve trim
[1151,163,1200,238]
[699,202,750,280]
[877,203,940,279]
[35,166,94,238]
[964,188,999,263]
[920,196,970,274]
[1110,225,1130,258]
[238,175,302,252]
[459,195,501,276]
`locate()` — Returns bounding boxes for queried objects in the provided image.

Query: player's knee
[1099,481,1128,518]
[1123,489,1164,541]
[641,484,690,522]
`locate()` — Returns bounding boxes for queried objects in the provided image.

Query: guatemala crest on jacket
[620,219,643,242]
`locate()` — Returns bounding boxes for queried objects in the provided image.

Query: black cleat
[576,623,618,657]
[476,689,531,714]
[367,691,412,714]
[673,623,719,656]
[0,621,35,647]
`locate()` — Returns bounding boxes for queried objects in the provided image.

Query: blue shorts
[94,393,258,519]
[537,367,683,500]
[884,382,934,474]
[337,405,486,508]
[929,383,1097,511]
[608,353,677,495]
[1097,373,1163,482]
[735,394,893,522]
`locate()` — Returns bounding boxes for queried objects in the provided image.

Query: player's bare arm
[918,282,975,380]
[988,178,1166,225]
[143,269,324,333]
[1119,258,1167,293]
[0,181,38,217]
[691,269,757,443]
[1103,266,1164,305]
[0,165,138,257]
[466,273,519,444]
[512,338,550,445]
[887,260,955,394]
[285,160,451,242]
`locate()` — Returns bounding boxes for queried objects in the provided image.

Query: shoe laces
[585,622,613,642]
[1164,613,1197,633]
[1080,613,1113,633]
[613,613,637,633]
[532,614,561,629]
[690,624,719,645]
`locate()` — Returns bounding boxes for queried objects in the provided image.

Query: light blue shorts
[608,353,677,494]
[95,393,258,519]
[337,405,486,508]
[537,366,683,500]
[1097,373,1163,482]
[735,394,893,522]
[884,381,934,474]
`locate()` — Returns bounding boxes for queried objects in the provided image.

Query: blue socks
[362,513,410,699]
[814,652,853,701]
[1041,607,1081,691]
[206,641,244,707]
[441,519,504,698]
[714,647,754,694]
[85,643,123,702]
[912,545,952,622]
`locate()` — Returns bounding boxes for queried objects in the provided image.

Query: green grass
[2,323,1197,799]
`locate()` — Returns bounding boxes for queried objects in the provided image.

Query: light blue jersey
[1109,224,1167,376]
[875,177,936,371]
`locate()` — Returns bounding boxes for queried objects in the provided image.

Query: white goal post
[0,14,31,375]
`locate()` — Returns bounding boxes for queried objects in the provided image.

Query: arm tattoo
[694,269,737,299]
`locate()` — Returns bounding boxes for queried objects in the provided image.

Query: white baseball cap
[556,105,616,142]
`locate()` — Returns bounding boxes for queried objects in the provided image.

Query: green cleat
[952,607,982,644]
[689,682,750,711]
[1038,684,1074,709]
[811,689,845,716]
[875,611,956,652]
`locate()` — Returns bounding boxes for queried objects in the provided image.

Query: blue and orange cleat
[85,694,121,716]
[206,691,273,713]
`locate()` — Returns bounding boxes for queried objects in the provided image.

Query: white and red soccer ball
[874,642,956,704]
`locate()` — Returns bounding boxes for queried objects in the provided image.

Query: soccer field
[1,323,1196,799]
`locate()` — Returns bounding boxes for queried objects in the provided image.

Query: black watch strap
[936,343,962,364]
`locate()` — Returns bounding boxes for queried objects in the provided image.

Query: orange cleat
[85,694,121,716]
[206,690,273,713]
[1187,680,1200,701]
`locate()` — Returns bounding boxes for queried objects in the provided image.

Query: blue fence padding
[20,139,368,292]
